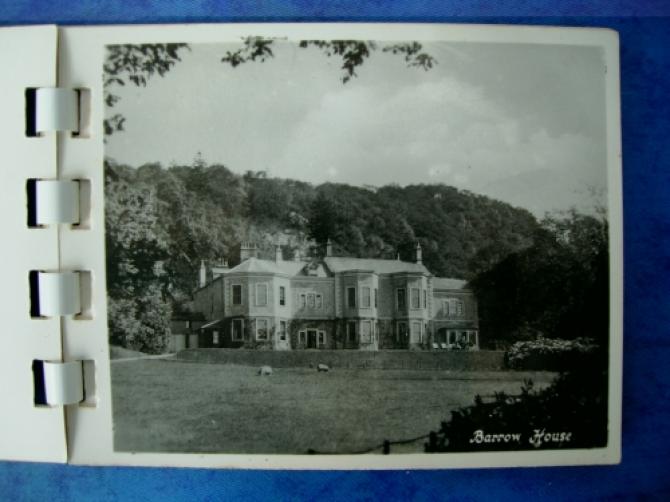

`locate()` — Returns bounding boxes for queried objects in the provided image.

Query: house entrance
[307,329,318,349]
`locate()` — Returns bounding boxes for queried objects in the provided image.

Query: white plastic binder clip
[35,180,80,225]
[43,361,84,405]
[35,88,79,133]
[37,271,81,317]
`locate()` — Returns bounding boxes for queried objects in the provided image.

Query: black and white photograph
[103,34,613,455]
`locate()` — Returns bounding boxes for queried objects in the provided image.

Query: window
[445,298,464,317]
[316,294,323,309]
[279,286,285,306]
[411,288,420,309]
[300,293,306,308]
[279,321,287,341]
[374,288,378,308]
[397,322,408,342]
[307,293,315,308]
[423,289,427,308]
[411,321,422,343]
[361,287,371,308]
[347,287,356,308]
[396,288,406,310]
[298,331,306,344]
[232,284,242,305]
[255,284,268,306]
[360,321,372,343]
[232,319,244,341]
[448,330,456,345]
[347,321,356,343]
[212,330,219,345]
[256,319,268,340]
[318,331,326,345]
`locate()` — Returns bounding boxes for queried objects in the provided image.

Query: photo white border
[57,22,622,469]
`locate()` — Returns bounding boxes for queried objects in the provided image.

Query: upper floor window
[423,289,427,309]
[232,284,242,305]
[374,288,378,308]
[300,293,306,308]
[444,298,464,316]
[307,293,316,308]
[256,319,268,340]
[279,286,285,306]
[396,288,406,310]
[347,287,356,308]
[255,283,268,306]
[410,288,420,309]
[316,294,323,309]
[361,287,371,308]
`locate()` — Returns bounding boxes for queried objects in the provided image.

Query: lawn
[111,360,556,454]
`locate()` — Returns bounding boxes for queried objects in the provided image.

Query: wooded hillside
[105,158,607,352]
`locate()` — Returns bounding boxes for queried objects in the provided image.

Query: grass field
[111,360,556,454]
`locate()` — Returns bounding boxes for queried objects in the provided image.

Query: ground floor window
[232,319,244,341]
[279,321,287,341]
[317,331,326,346]
[212,330,219,345]
[347,321,356,343]
[411,321,422,343]
[256,319,269,341]
[298,331,306,344]
[360,320,372,343]
[397,322,408,342]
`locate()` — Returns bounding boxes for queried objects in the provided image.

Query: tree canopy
[103,38,436,136]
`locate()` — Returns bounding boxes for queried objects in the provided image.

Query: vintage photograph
[103,36,611,455]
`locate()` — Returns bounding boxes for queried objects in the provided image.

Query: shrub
[425,366,608,452]
[505,337,599,371]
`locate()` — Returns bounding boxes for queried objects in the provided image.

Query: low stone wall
[175,349,506,371]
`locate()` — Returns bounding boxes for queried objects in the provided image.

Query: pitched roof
[324,257,430,275]
[432,277,469,290]
[226,258,307,276]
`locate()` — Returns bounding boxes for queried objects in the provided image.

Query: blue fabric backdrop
[1,2,669,500]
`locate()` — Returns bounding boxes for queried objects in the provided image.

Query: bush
[425,366,608,452]
[505,337,599,371]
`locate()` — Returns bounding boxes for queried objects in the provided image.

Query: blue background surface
[2,2,670,500]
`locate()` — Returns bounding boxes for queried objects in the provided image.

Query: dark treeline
[104,158,607,352]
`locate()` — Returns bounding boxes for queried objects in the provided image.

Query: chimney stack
[326,238,333,257]
[415,242,423,264]
[199,260,207,288]
[275,244,282,262]
[240,242,257,262]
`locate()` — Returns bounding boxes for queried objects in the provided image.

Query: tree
[470,210,609,348]
[104,160,173,353]
[104,38,437,136]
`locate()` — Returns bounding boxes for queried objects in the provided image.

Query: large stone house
[191,241,479,351]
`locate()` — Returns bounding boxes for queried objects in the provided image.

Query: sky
[105,40,608,218]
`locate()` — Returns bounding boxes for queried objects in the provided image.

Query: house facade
[192,241,479,351]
